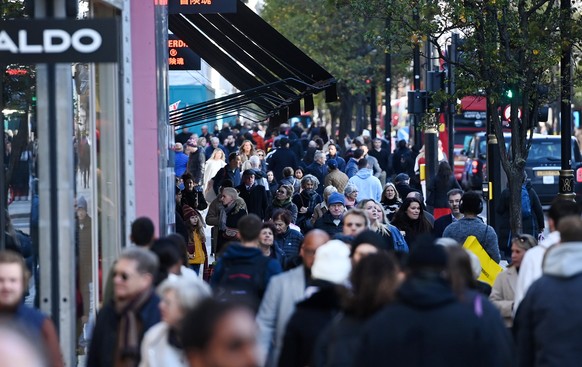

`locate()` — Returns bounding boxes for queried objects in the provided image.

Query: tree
[261,0,410,143]
[1,0,35,200]
[351,0,582,235]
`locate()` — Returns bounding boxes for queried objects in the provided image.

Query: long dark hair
[391,197,432,234]
[343,253,400,319]
[436,161,453,189]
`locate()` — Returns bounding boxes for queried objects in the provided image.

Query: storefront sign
[168,0,237,14]
[168,34,201,70]
[0,19,118,63]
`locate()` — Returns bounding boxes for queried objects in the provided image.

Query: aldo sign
[0,19,118,63]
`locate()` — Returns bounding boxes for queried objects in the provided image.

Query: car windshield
[529,141,562,161]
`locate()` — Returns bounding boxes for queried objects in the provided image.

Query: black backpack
[214,255,271,312]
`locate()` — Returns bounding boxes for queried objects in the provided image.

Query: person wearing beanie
[324,159,349,194]
[314,192,346,237]
[183,204,207,274]
[279,240,350,367]
[354,243,513,367]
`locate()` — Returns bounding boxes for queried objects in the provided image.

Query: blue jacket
[345,158,358,178]
[275,228,304,266]
[174,151,189,178]
[347,168,382,202]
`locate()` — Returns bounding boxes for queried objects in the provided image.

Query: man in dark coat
[514,216,582,367]
[212,152,242,195]
[186,137,206,187]
[306,150,328,196]
[369,138,390,174]
[87,248,161,367]
[236,169,269,219]
[354,244,513,367]
[392,139,414,176]
[394,173,417,199]
[433,188,463,238]
[313,193,346,236]
[267,138,299,181]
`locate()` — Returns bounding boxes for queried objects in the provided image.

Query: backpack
[521,185,532,218]
[214,255,271,312]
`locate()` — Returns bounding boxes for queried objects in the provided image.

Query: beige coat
[324,169,349,194]
[489,265,517,327]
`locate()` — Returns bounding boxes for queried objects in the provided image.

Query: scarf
[115,287,154,367]
[273,197,292,208]
[219,201,236,231]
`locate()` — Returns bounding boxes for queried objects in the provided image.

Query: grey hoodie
[543,242,582,278]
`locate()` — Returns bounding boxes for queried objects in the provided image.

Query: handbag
[463,235,503,286]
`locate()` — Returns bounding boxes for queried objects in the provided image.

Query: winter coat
[139,322,187,367]
[87,292,161,367]
[325,153,346,172]
[257,266,308,367]
[344,158,359,179]
[515,242,582,367]
[432,214,455,238]
[236,183,269,219]
[216,200,247,254]
[275,228,304,266]
[369,147,390,173]
[265,200,299,224]
[324,169,349,194]
[306,162,328,196]
[513,231,560,312]
[347,168,382,202]
[268,148,299,181]
[313,313,365,367]
[186,148,205,185]
[354,277,513,367]
[427,175,461,209]
[212,166,241,195]
[210,243,282,300]
[443,217,500,263]
[292,190,322,231]
[489,265,518,327]
[313,211,344,237]
[278,285,342,367]
[174,151,188,178]
[496,182,544,253]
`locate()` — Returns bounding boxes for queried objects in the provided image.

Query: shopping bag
[462,235,503,286]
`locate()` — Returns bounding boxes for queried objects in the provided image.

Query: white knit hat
[311,240,352,284]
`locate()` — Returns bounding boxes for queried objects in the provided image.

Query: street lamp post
[558,0,575,201]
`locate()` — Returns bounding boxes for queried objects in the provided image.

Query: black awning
[168,0,337,128]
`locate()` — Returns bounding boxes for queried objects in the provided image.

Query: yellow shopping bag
[462,235,503,286]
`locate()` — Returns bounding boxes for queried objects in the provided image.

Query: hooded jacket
[354,276,513,367]
[347,168,382,202]
[515,242,582,367]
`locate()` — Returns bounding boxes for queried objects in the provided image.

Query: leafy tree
[261,0,410,143]
[351,0,582,235]
[1,0,35,199]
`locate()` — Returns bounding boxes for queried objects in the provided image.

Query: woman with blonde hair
[358,199,408,253]
[203,148,227,202]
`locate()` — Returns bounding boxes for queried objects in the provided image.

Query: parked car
[461,132,582,204]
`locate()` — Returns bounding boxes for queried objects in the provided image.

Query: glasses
[258,153,265,157]
[113,271,133,282]
[448,200,460,205]
[276,190,287,194]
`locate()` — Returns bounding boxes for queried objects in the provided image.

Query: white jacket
[139,322,188,367]
[513,231,560,314]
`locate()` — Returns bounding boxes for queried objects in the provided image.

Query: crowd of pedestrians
[3,120,582,367]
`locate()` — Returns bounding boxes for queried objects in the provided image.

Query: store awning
[168,1,337,128]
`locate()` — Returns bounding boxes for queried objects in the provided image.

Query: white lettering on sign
[0,28,102,54]
[44,29,71,53]
[0,31,18,52]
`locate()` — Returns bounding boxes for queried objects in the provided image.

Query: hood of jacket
[397,276,457,309]
[355,168,373,179]
[221,243,264,260]
[543,242,582,278]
